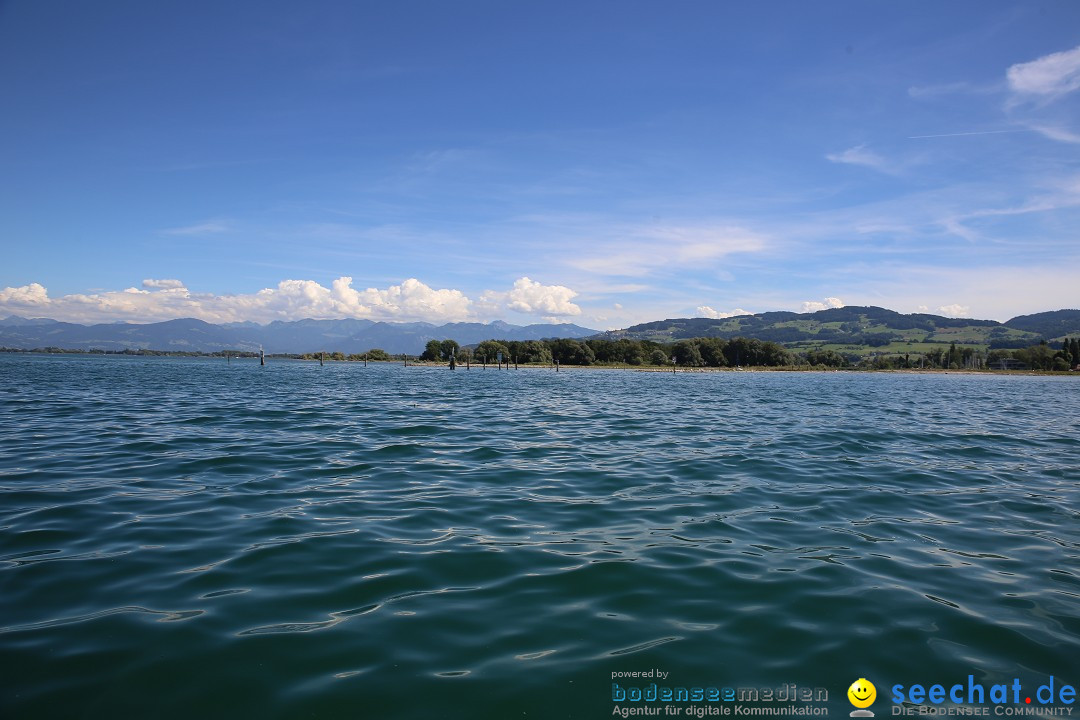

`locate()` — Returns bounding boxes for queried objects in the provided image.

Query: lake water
[1,354,1078,718]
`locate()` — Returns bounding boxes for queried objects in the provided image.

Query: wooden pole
[320,352,324,366]
[260,349,265,366]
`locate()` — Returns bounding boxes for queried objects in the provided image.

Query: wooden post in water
[320,352,324,366]
[555,359,559,372]
[672,356,676,374]
[260,349,265,366]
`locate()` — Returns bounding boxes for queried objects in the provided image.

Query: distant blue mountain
[0,315,61,327]
[0,316,599,354]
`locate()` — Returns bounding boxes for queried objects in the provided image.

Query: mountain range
[0,317,598,355]
[1,307,1077,355]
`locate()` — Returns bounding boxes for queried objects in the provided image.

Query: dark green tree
[672,339,705,366]
[420,340,442,361]
[649,348,670,366]
[698,337,728,367]
[474,340,511,364]
[439,339,460,360]
[517,340,552,364]
[549,339,595,365]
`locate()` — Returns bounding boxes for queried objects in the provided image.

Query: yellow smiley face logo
[848,679,876,708]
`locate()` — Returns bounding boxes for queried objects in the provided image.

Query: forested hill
[602,306,1080,349]
[1003,309,1080,339]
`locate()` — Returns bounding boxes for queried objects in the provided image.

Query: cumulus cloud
[478,277,581,317]
[1007,45,1080,99]
[696,305,751,319]
[0,282,50,307]
[801,297,844,313]
[936,304,970,318]
[0,276,584,325]
[142,278,186,290]
[505,277,580,316]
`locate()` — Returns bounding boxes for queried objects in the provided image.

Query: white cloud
[1003,47,1080,144]
[503,277,581,316]
[936,304,970,318]
[1006,45,1080,99]
[825,145,891,172]
[801,297,844,313]
[0,277,590,325]
[696,305,751,319]
[0,282,49,307]
[142,278,186,290]
[329,277,473,322]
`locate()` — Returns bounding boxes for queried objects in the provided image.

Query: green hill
[601,306,1080,357]
[1003,309,1080,340]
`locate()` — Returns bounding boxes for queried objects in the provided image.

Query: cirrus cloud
[566,225,766,277]
[826,145,888,170]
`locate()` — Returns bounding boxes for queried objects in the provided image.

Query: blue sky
[2,1,1078,328]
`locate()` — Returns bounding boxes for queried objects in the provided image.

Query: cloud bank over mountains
[0,276,582,325]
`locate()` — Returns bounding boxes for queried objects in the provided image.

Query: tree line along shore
[5,335,1079,371]
[360,336,1076,371]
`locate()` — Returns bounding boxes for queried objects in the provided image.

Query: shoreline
[3,350,1075,376]
[399,361,1076,377]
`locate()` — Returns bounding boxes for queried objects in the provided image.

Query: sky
[1,1,1079,329]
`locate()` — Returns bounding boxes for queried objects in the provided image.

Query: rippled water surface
[2,354,1078,718]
